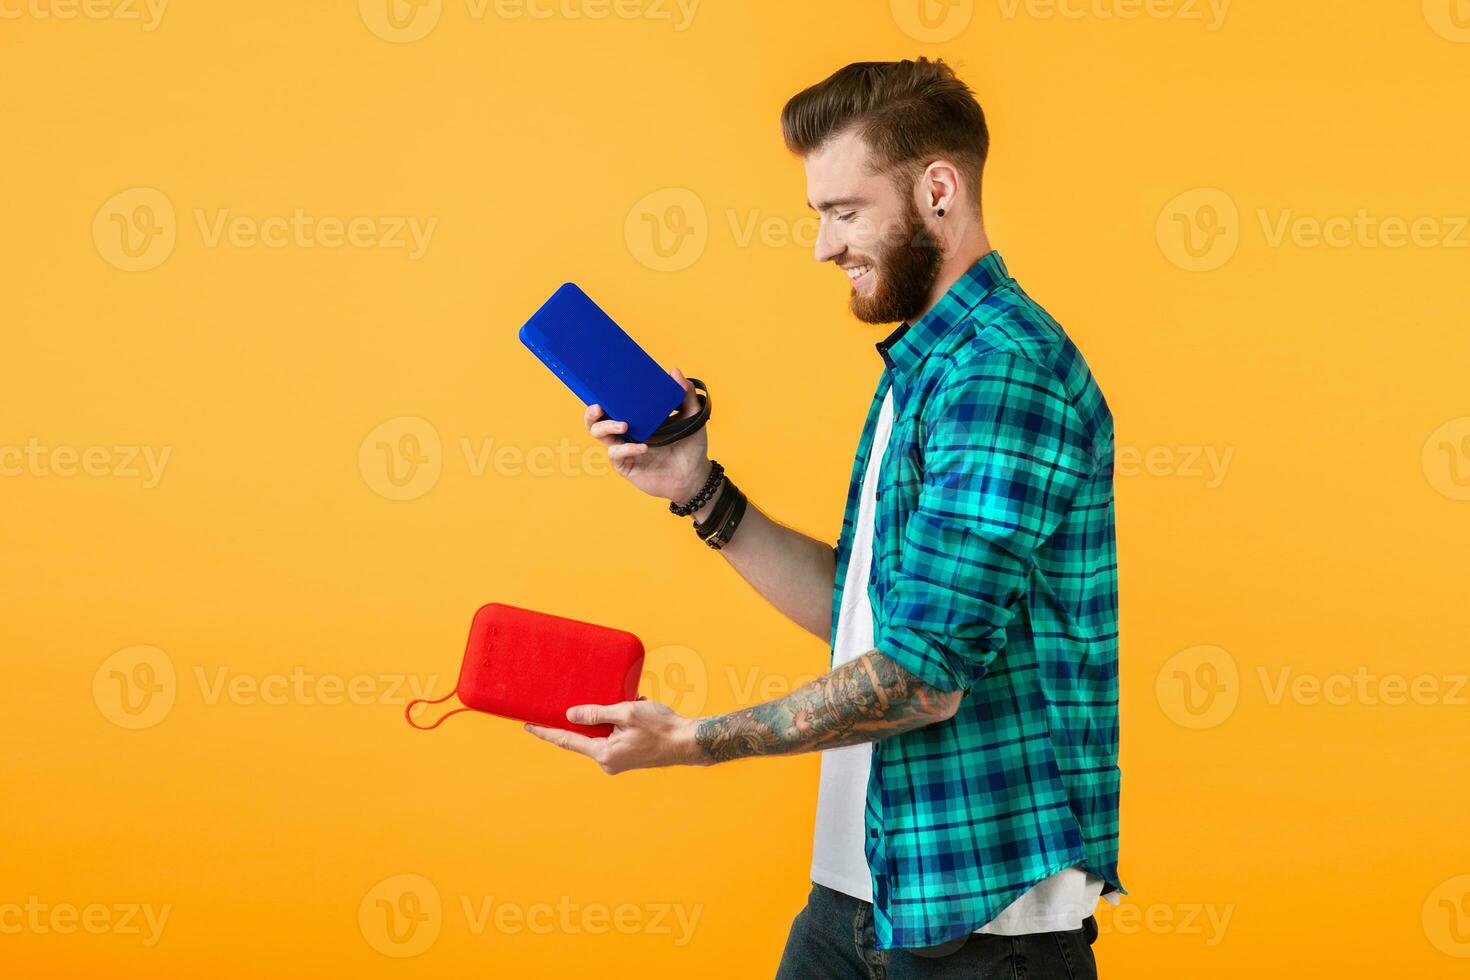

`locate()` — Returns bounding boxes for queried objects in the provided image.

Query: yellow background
[4,1,1469,976]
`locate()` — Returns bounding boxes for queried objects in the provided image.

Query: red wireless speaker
[406,603,644,737]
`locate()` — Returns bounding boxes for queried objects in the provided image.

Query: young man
[526,58,1123,977]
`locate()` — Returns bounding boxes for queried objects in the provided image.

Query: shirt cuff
[873,572,1017,692]
[873,622,977,694]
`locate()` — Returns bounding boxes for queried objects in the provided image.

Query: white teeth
[845,265,872,281]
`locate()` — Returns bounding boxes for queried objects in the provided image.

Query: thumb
[567,704,603,726]
[566,703,631,727]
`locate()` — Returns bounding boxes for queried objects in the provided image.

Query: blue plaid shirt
[831,251,1124,950]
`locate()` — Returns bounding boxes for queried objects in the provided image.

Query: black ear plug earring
[936,208,946,217]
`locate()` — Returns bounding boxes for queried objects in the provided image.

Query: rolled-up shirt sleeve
[873,352,1095,693]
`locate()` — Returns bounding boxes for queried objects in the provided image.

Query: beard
[848,197,945,325]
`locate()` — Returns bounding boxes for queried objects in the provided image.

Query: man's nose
[814,219,843,264]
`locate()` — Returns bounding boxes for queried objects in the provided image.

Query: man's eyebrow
[807,196,866,213]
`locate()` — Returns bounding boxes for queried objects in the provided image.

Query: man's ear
[920,160,961,217]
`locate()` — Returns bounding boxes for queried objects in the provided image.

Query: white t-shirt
[810,388,1109,936]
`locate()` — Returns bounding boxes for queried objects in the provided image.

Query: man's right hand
[585,366,713,506]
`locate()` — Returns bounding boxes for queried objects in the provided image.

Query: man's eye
[837,211,858,223]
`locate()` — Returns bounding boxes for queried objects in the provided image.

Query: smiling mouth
[842,263,874,289]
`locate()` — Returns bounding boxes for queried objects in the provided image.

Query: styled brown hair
[781,58,989,208]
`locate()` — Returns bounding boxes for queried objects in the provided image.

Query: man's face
[804,129,944,325]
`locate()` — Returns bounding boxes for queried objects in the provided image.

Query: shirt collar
[874,250,1011,377]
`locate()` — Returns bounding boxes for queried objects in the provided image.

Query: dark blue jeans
[775,883,1099,980]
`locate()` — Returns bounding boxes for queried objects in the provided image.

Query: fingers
[583,402,605,428]
[678,387,699,418]
[585,404,626,445]
[608,442,648,463]
[524,723,603,759]
[589,416,629,444]
[567,702,634,727]
[586,404,652,459]
[668,368,699,417]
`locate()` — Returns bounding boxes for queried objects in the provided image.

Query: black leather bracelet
[670,460,724,517]
[693,476,739,540]
[703,484,748,550]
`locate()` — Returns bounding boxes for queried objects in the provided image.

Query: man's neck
[915,224,993,323]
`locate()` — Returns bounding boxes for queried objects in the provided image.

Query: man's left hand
[524,699,709,774]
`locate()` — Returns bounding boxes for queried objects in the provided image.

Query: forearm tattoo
[693,651,961,763]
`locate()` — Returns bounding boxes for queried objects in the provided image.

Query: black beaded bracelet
[693,475,744,542]
[670,460,724,517]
